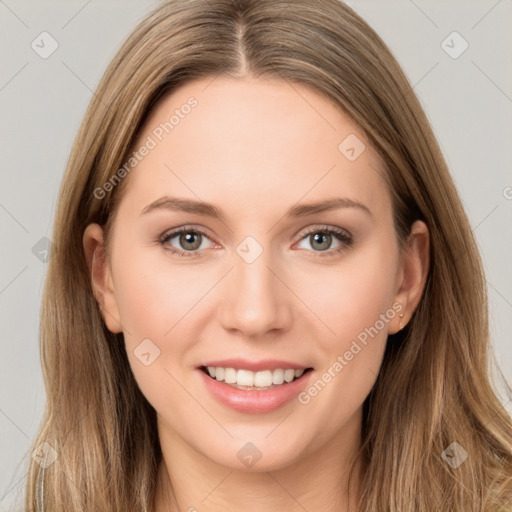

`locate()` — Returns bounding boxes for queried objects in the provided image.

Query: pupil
[312,232,330,250]
[181,232,201,250]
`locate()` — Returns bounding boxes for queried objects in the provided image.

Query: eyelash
[157,224,353,259]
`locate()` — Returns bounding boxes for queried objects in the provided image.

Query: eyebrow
[140,196,373,219]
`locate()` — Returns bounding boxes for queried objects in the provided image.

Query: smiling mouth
[199,365,314,391]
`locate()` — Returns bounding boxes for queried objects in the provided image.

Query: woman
[23,0,512,510]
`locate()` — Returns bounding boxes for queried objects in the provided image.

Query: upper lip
[199,358,312,372]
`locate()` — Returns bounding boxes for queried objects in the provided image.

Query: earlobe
[82,223,123,333]
[390,220,430,334]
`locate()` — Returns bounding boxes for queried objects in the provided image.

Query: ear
[83,223,123,333]
[389,220,430,334]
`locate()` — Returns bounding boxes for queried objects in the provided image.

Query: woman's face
[86,76,423,471]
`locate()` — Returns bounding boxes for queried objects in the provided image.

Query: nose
[218,246,294,339]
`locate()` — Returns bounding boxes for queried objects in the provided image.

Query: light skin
[83,76,429,511]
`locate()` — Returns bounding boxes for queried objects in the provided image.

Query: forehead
[118,76,391,223]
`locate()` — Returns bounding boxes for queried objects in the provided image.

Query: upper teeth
[207,367,305,387]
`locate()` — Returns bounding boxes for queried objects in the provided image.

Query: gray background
[1,1,511,510]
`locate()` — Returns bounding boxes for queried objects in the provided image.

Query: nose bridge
[219,236,292,336]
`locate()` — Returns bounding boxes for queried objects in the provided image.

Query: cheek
[293,238,397,417]
[110,243,228,375]
[112,244,207,340]
[297,238,398,350]
[110,247,209,411]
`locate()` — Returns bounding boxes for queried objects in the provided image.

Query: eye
[295,226,353,257]
[158,226,216,258]
[158,225,353,259]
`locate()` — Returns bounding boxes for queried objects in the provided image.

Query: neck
[152,410,365,512]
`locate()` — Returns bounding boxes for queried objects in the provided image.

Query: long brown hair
[22,0,512,510]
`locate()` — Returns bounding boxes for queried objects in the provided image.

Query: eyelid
[158,224,218,248]
[158,223,353,257]
[292,225,353,256]
[298,224,352,241]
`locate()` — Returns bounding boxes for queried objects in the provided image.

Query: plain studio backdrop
[1,1,511,509]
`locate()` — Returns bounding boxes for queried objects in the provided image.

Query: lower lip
[198,369,313,414]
